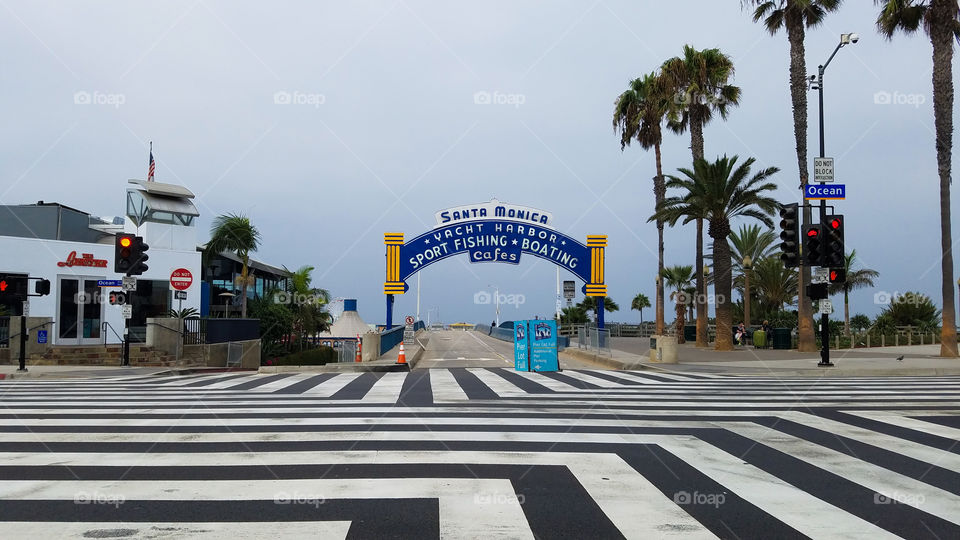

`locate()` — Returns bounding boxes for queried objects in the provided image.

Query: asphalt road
[415,330,599,369]
[2,366,959,538]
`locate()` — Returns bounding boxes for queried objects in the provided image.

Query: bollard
[867,334,871,348]
[895,334,899,346]
[882,334,885,347]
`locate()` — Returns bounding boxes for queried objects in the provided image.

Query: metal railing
[182,318,206,345]
[576,326,612,356]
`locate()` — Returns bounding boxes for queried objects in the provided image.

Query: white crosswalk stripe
[1,369,959,538]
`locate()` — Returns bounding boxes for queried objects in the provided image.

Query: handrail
[101,321,124,343]
[147,321,184,336]
[7,320,56,341]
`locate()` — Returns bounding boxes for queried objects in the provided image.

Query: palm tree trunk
[786,11,816,353]
[654,142,666,336]
[931,0,958,357]
[690,113,708,347]
[844,289,851,337]
[711,221,734,351]
[675,294,686,344]
[695,218,707,346]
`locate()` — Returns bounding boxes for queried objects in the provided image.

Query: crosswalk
[1,368,959,538]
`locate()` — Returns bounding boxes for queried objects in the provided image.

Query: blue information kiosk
[514,319,559,372]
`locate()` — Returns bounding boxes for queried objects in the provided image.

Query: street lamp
[809,32,858,367]
[742,256,753,328]
[488,284,500,327]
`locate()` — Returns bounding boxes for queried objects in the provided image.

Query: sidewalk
[562,342,960,377]
[0,364,248,380]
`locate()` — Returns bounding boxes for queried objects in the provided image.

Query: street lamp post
[743,256,753,329]
[488,284,500,327]
[810,32,858,367]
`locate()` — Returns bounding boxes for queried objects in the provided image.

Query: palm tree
[743,0,845,353]
[630,293,651,325]
[286,265,332,344]
[710,224,779,322]
[654,156,780,351]
[828,250,879,336]
[661,45,742,348]
[751,256,799,313]
[614,72,674,335]
[876,0,959,357]
[577,296,620,323]
[206,213,262,318]
[661,265,694,343]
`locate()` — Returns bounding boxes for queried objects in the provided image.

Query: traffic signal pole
[817,58,833,367]
[18,315,26,372]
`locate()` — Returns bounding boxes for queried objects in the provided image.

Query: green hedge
[270,346,337,366]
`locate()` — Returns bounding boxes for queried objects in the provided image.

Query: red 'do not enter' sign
[170,268,193,291]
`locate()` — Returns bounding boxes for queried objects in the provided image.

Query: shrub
[272,346,337,366]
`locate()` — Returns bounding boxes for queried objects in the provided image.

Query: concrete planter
[650,335,678,364]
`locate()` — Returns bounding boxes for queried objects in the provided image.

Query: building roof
[200,247,291,278]
[127,179,195,198]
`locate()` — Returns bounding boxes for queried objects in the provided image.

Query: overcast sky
[1,1,954,325]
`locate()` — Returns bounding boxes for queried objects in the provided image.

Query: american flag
[147,141,155,182]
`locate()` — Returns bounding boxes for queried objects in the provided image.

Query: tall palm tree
[654,156,780,351]
[876,0,960,357]
[661,45,742,348]
[614,72,674,336]
[206,213,261,318]
[743,0,845,353]
[827,250,879,336]
[630,293,651,325]
[661,265,694,343]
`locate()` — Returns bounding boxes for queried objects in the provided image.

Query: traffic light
[131,236,149,276]
[802,224,823,267]
[829,268,846,285]
[35,279,50,296]
[823,214,845,268]
[115,234,149,275]
[108,291,126,305]
[115,234,135,274]
[778,203,799,268]
[0,274,28,301]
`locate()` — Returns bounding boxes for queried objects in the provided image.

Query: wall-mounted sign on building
[57,252,108,268]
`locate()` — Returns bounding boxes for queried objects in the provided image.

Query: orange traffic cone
[396,342,407,364]
[355,338,362,363]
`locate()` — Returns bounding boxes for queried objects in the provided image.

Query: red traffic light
[806,228,820,238]
[0,280,7,292]
[828,218,842,229]
[830,270,838,280]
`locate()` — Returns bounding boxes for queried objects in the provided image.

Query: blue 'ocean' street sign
[97,280,123,287]
[805,184,846,200]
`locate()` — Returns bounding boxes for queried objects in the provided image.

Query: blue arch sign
[384,199,607,329]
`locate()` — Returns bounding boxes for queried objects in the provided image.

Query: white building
[0,180,202,345]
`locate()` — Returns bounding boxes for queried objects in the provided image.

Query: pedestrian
[761,320,770,333]
[735,322,746,345]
